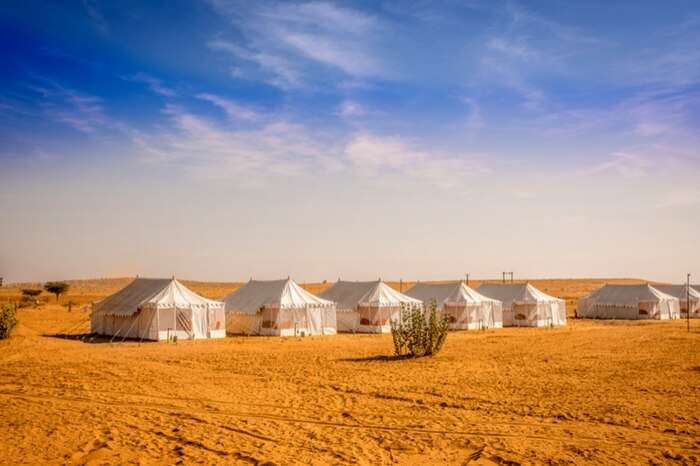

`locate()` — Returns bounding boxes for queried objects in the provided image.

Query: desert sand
[0,279,699,465]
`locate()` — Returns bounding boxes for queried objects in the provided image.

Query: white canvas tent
[405,282,503,330]
[91,278,226,341]
[476,283,566,327]
[223,278,337,336]
[653,285,700,318]
[578,284,680,320]
[319,280,422,333]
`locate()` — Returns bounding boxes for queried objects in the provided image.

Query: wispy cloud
[620,15,700,88]
[526,87,700,139]
[29,85,108,133]
[345,133,488,188]
[133,103,343,186]
[196,93,260,121]
[124,73,176,97]
[208,39,304,89]
[206,1,388,88]
[82,0,109,35]
[131,99,489,190]
[337,100,367,118]
[476,3,607,112]
[586,152,651,178]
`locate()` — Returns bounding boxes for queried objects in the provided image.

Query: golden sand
[0,279,698,464]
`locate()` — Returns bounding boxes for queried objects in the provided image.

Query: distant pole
[687,273,691,332]
[502,272,505,284]
[399,279,403,292]
[465,273,469,286]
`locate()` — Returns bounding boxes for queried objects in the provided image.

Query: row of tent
[578,283,700,320]
[90,278,700,341]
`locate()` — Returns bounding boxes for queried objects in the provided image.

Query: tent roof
[582,284,679,306]
[93,278,223,316]
[405,282,498,306]
[444,283,501,305]
[222,278,334,314]
[652,284,700,300]
[404,283,459,304]
[320,280,421,309]
[476,283,562,305]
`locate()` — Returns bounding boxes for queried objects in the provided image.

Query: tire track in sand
[0,386,698,455]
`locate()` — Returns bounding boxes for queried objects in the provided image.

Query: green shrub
[0,304,17,340]
[390,300,449,358]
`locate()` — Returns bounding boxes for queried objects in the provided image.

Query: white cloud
[337,100,366,118]
[133,104,343,186]
[132,101,489,190]
[620,17,700,88]
[487,37,539,62]
[196,93,260,121]
[528,87,700,139]
[345,134,488,188]
[125,73,176,97]
[29,85,108,133]
[208,39,304,89]
[280,32,380,77]
[476,4,606,113]
[586,152,651,178]
[206,1,387,88]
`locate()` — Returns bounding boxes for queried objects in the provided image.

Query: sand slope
[0,302,699,465]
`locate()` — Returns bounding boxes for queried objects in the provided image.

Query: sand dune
[1,283,699,464]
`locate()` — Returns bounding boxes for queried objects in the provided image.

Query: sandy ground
[1,300,699,465]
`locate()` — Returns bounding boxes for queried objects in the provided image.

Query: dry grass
[0,277,698,464]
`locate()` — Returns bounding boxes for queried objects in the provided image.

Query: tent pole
[140,308,157,344]
[121,313,141,343]
[687,273,691,332]
[206,304,210,338]
[109,322,122,344]
[137,309,141,345]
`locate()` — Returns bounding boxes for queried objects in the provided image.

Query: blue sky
[1,0,699,283]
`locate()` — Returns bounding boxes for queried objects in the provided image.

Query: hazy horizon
[2,1,699,284]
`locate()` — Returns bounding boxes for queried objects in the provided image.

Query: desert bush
[21,289,42,298]
[19,289,42,308]
[0,304,17,339]
[18,296,34,308]
[390,301,449,358]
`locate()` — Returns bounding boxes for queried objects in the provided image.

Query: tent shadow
[43,333,142,344]
[339,354,414,363]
